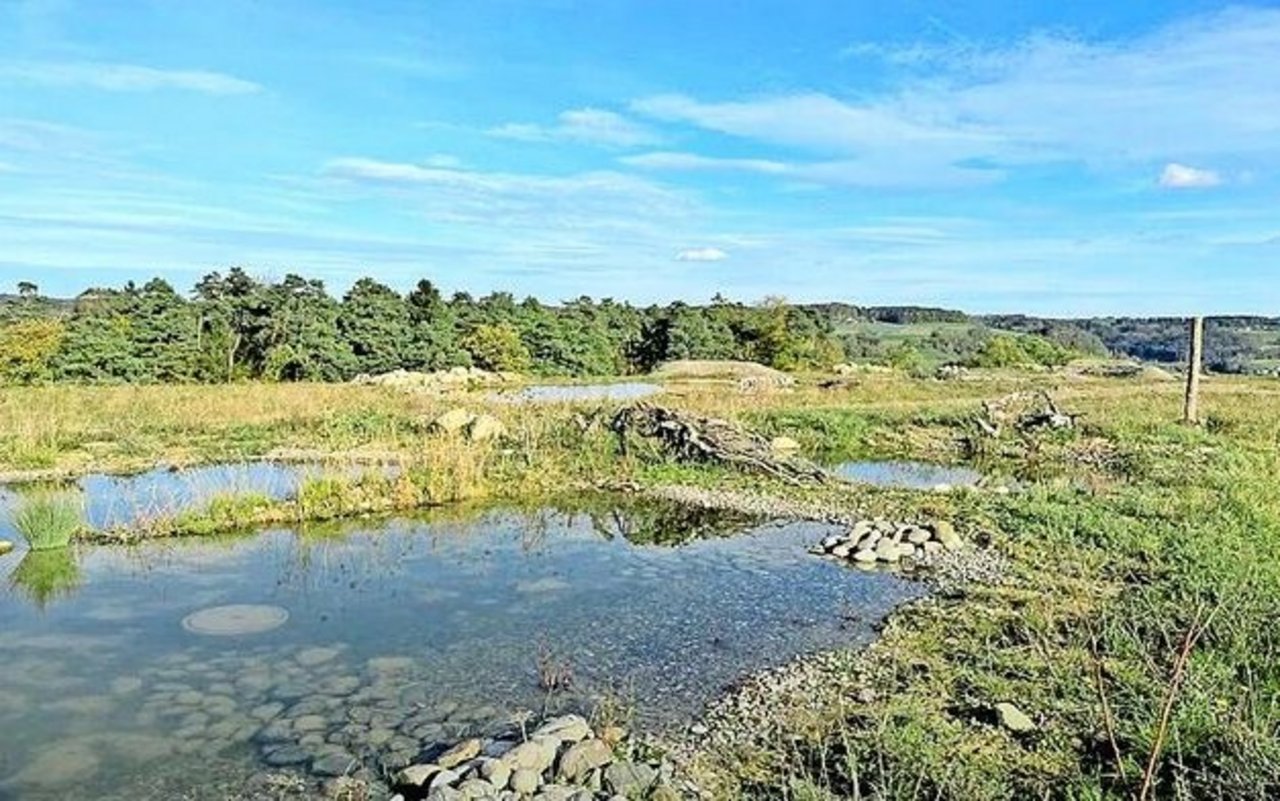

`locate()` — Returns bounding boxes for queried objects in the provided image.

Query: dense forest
[2,273,1269,385]
[0,272,852,384]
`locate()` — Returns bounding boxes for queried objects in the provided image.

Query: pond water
[0,462,391,536]
[490,382,662,403]
[832,460,983,490]
[0,500,921,800]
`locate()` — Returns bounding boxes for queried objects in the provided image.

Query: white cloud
[488,108,660,148]
[0,61,261,94]
[628,8,1280,188]
[622,151,787,174]
[675,247,728,262]
[1158,162,1222,189]
[622,150,1000,189]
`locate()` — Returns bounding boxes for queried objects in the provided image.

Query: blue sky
[1,0,1278,314]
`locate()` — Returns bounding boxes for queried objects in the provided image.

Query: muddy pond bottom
[0,501,921,800]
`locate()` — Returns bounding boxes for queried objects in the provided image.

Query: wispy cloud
[0,61,261,94]
[488,108,660,148]
[622,151,786,174]
[675,247,728,262]
[622,149,1001,189]
[1158,163,1222,189]
[318,157,703,264]
[630,8,1280,188]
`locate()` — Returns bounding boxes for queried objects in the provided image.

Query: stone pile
[811,519,963,567]
[353,368,520,390]
[391,714,679,801]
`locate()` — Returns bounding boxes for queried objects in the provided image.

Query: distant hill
[801,304,1280,374]
[980,315,1280,374]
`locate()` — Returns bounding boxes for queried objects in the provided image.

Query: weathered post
[1183,316,1204,424]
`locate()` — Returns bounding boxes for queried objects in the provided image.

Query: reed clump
[10,491,82,550]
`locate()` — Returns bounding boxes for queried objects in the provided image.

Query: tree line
[0,271,845,384]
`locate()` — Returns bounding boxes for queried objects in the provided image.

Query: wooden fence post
[1183,316,1204,425]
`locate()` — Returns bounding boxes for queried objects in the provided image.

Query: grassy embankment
[4,373,1280,800]
[686,378,1280,800]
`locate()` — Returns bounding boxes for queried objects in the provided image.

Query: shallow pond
[490,382,662,403]
[832,460,983,490]
[0,462,391,536]
[0,500,921,800]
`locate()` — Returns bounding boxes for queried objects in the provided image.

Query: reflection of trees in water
[555,495,760,546]
[8,550,82,609]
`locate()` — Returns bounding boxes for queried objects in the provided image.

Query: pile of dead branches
[610,402,830,485]
[976,390,1079,437]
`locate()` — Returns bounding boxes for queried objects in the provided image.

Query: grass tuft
[10,491,82,550]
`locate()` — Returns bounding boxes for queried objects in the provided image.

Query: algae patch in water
[181,604,289,636]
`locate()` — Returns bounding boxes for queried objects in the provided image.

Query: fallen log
[610,402,830,485]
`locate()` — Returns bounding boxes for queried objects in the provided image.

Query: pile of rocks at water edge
[390,714,682,801]
[811,519,963,569]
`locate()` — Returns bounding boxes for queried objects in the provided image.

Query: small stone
[831,543,854,559]
[294,714,328,732]
[433,408,477,435]
[439,738,483,769]
[0,540,14,556]
[296,646,341,667]
[931,520,962,549]
[603,761,656,796]
[906,527,931,545]
[478,758,512,789]
[500,737,557,774]
[509,768,540,794]
[922,541,943,554]
[556,739,613,782]
[996,702,1036,734]
[263,744,310,767]
[532,714,592,744]
[398,763,444,787]
[874,540,901,563]
[856,533,880,550]
[311,748,357,777]
[820,534,844,550]
[457,778,498,800]
[366,728,396,746]
[468,414,507,443]
[429,768,462,791]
